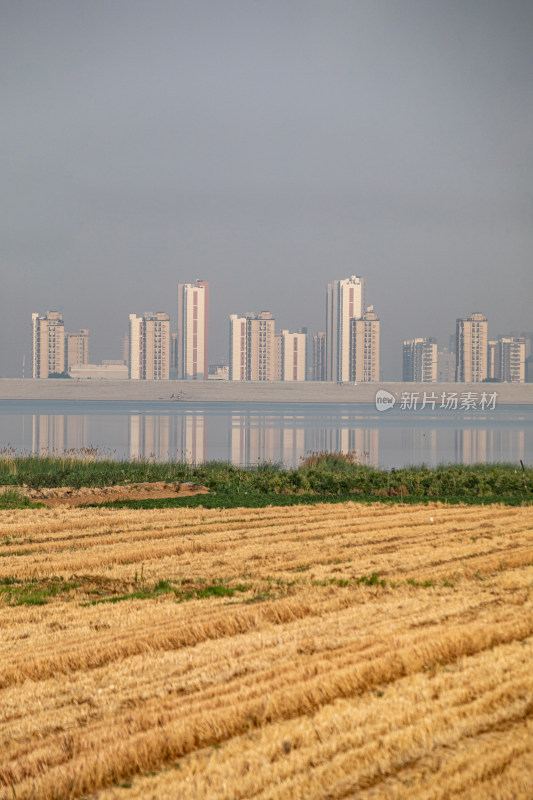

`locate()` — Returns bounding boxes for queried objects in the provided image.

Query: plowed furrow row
[4,620,533,800]
[90,639,533,800]
[1,502,531,800]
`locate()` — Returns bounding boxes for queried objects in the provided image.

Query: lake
[0,400,531,468]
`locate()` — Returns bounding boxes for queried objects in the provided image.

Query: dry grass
[0,502,532,799]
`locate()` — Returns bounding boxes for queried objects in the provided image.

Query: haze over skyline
[2,0,532,379]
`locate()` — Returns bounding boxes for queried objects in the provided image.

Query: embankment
[1,379,532,404]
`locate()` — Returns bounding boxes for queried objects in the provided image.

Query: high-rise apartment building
[403,338,437,382]
[247,312,275,381]
[296,327,311,380]
[498,338,525,383]
[129,315,142,380]
[455,313,488,382]
[65,330,89,371]
[349,306,380,382]
[128,312,170,380]
[509,332,532,382]
[326,275,365,382]
[228,312,276,380]
[229,315,247,381]
[488,337,526,383]
[313,332,326,381]
[177,280,209,380]
[437,347,456,382]
[32,312,90,378]
[32,311,65,378]
[487,340,499,380]
[526,356,533,383]
[169,333,179,379]
[274,330,307,381]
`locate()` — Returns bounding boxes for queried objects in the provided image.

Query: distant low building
[208,364,229,380]
[68,361,128,380]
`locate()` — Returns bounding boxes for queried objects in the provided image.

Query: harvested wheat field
[1,501,532,799]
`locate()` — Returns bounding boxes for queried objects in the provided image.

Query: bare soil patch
[2,481,209,507]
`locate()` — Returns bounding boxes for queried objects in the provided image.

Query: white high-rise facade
[276,330,307,381]
[350,307,380,382]
[228,312,275,381]
[487,337,526,383]
[177,280,209,380]
[229,315,247,381]
[32,312,90,378]
[32,311,65,378]
[456,312,488,382]
[129,315,142,379]
[128,312,170,380]
[498,337,526,383]
[403,338,437,382]
[313,332,327,381]
[326,276,365,382]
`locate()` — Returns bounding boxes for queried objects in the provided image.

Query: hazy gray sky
[1,0,532,378]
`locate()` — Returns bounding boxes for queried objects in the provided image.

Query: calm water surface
[0,400,531,468]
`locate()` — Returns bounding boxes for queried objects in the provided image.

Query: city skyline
[30,282,531,381]
[16,273,532,381]
[1,2,532,380]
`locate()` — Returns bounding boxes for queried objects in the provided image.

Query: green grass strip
[84,581,250,606]
[2,456,532,508]
[83,490,533,511]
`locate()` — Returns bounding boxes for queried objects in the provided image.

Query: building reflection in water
[27,410,528,468]
[400,429,438,466]
[455,429,487,465]
[176,414,206,463]
[129,414,171,461]
[230,416,305,467]
[230,414,378,467]
[32,415,88,455]
[129,414,206,462]
[455,428,525,465]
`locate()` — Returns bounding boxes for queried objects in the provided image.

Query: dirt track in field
[1,481,209,507]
